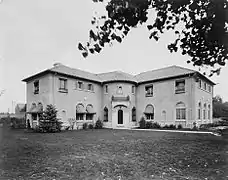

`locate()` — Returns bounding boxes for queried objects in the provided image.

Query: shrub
[139,117,146,129]
[35,104,62,133]
[168,124,176,129]
[145,121,153,129]
[95,119,103,129]
[88,124,94,129]
[82,123,88,130]
[163,124,169,129]
[192,122,198,130]
[177,124,183,129]
[151,122,161,129]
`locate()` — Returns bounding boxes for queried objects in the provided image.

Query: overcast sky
[0,0,228,113]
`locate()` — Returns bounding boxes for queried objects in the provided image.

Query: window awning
[144,105,154,114]
[76,104,86,114]
[27,106,43,114]
[86,105,96,114]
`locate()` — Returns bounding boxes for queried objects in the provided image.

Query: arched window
[132,107,136,122]
[86,104,95,120]
[76,103,85,120]
[198,102,201,119]
[176,102,186,120]
[208,104,211,119]
[203,103,207,119]
[144,104,154,120]
[104,107,108,122]
[117,86,123,94]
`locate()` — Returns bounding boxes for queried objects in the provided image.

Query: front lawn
[0,127,227,179]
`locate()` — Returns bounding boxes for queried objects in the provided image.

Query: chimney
[53,63,63,67]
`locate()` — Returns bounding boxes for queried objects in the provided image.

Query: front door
[118,109,123,124]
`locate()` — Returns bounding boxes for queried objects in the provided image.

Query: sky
[0,0,228,113]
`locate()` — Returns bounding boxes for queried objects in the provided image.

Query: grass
[0,127,228,180]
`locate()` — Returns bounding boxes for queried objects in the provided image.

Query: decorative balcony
[111,95,130,101]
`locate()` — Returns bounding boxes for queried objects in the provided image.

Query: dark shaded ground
[0,127,227,180]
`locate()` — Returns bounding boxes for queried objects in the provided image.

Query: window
[117,86,123,94]
[87,84,94,91]
[204,82,207,90]
[132,107,136,122]
[208,85,211,93]
[146,114,154,120]
[203,103,207,119]
[145,85,153,97]
[132,86,135,94]
[59,78,67,91]
[105,85,108,93]
[32,113,37,120]
[77,81,83,90]
[76,103,85,120]
[76,114,84,120]
[104,107,108,122]
[86,114,93,120]
[176,102,186,120]
[175,80,185,94]
[198,102,201,119]
[208,104,211,119]
[198,80,202,88]
[144,104,154,120]
[34,80,39,94]
[86,104,95,120]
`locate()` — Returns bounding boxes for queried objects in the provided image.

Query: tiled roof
[49,64,101,82]
[135,65,195,83]
[22,64,215,85]
[97,71,137,83]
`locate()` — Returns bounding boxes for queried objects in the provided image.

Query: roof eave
[137,73,195,85]
[22,70,51,82]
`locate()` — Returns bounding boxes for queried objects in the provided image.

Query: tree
[79,0,228,76]
[213,95,228,118]
[37,104,62,133]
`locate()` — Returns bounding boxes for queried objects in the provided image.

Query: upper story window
[117,86,123,94]
[145,85,153,97]
[208,85,211,93]
[204,82,207,90]
[175,79,185,94]
[198,80,202,88]
[132,86,135,94]
[87,84,94,91]
[34,80,39,94]
[59,78,67,91]
[77,81,83,90]
[105,85,108,93]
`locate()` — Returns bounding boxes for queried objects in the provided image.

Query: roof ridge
[135,65,195,77]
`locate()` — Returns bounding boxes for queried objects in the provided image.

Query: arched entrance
[118,109,123,124]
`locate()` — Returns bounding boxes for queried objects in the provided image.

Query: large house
[22,63,215,129]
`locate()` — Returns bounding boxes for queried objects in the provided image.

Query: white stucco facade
[23,64,215,129]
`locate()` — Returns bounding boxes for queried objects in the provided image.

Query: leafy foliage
[88,124,94,129]
[35,104,62,133]
[177,124,183,129]
[79,0,228,75]
[95,119,103,129]
[139,116,146,128]
[83,123,88,130]
[213,95,228,118]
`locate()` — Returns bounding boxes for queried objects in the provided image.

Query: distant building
[22,63,215,129]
